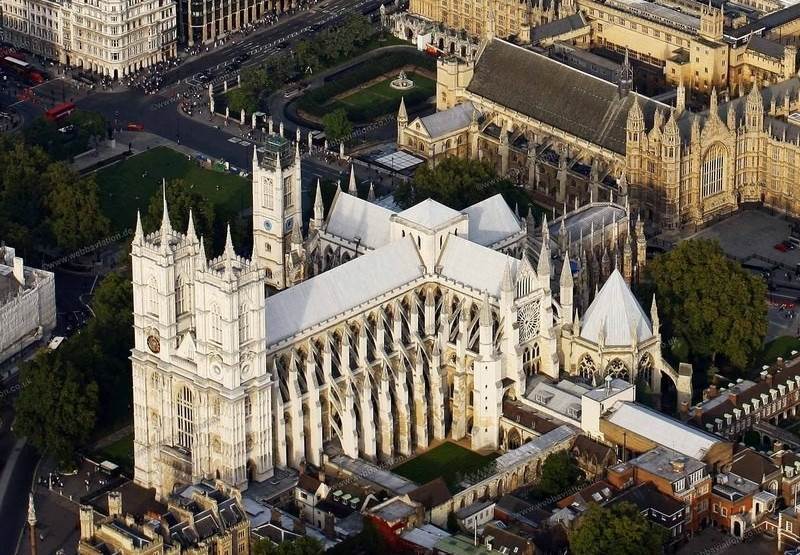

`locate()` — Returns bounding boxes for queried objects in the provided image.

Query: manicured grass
[393,441,497,490]
[95,433,135,474]
[95,146,250,232]
[338,73,435,111]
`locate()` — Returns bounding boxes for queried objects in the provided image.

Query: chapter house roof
[417,101,477,139]
[266,237,424,345]
[580,269,652,346]
[467,39,665,155]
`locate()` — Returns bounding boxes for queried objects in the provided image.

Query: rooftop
[606,402,720,460]
[396,198,463,229]
[580,269,653,346]
[417,101,477,139]
[627,445,706,482]
[495,425,577,470]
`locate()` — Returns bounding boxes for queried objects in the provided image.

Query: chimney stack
[107,491,123,517]
[12,256,24,286]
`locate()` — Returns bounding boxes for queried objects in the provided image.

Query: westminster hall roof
[466,39,666,155]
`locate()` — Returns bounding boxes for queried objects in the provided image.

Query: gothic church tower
[251,134,303,290]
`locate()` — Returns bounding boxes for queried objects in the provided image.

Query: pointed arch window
[176,386,194,451]
[263,176,274,209]
[210,304,223,344]
[239,304,250,343]
[579,354,597,382]
[176,276,190,315]
[606,358,629,380]
[147,277,159,316]
[701,143,725,198]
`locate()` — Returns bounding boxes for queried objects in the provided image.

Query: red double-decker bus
[1,56,45,84]
[45,102,77,121]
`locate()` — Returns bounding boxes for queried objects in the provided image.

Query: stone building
[401,37,800,230]
[178,0,296,46]
[0,244,56,365]
[1,0,177,78]
[131,130,683,499]
[394,0,800,93]
[78,482,250,554]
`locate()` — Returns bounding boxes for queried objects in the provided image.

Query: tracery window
[606,358,629,379]
[702,143,725,198]
[210,304,223,344]
[147,277,159,316]
[176,386,194,451]
[239,304,250,342]
[176,276,189,315]
[263,176,273,209]
[579,355,596,382]
[517,299,541,343]
[637,353,654,385]
[522,343,540,376]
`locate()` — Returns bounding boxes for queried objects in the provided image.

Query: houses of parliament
[395,0,800,230]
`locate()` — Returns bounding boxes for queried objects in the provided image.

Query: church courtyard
[392,441,498,490]
[95,146,250,232]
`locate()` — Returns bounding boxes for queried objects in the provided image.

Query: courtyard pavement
[675,526,776,555]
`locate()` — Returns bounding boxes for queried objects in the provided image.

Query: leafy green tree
[45,167,111,251]
[252,537,324,555]
[15,350,99,466]
[144,178,216,252]
[534,451,582,498]
[0,137,52,250]
[395,157,503,210]
[296,40,321,73]
[568,502,666,555]
[647,239,767,369]
[322,108,353,144]
[227,88,258,114]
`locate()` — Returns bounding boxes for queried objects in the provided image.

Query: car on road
[127,122,145,131]
[775,242,789,252]
[198,74,210,83]
[278,41,290,49]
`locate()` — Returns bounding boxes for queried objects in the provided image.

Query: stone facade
[0,244,56,365]
[404,38,800,231]
[397,0,800,93]
[131,133,684,499]
[1,0,177,78]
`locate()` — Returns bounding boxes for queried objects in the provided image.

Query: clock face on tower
[147,334,161,353]
[263,219,273,231]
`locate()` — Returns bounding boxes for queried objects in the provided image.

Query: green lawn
[338,73,435,111]
[95,433,135,474]
[393,442,497,490]
[95,146,250,233]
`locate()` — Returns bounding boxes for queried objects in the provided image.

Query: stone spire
[291,218,303,245]
[675,75,686,116]
[186,208,197,243]
[651,294,660,333]
[617,49,634,98]
[398,96,408,122]
[709,87,719,118]
[560,255,573,325]
[312,179,325,230]
[198,236,207,270]
[133,210,144,246]
[501,258,514,294]
[367,182,376,202]
[348,165,358,195]
[479,290,494,354]
[223,224,235,280]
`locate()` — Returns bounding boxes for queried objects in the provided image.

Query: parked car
[775,242,789,252]
[127,122,144,131]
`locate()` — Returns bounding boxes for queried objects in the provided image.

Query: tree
[227,88,258,115]
[446,510,459,532]
[395,157,504,210]
[568,502,666,555]
[144,178,216,252]
[535,451,582,498]
[322,108,353,144]
[15,349,99,466]
[252,537,324,555]
[45,168,111,251]
[647,239,767,369]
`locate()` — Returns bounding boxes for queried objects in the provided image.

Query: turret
[746,82,764,131]
[651,294,660,334]
[560,256,573,325]
[397,97,408,145]
[626,95,645,143]
[311,179,325,232]
[675,76,686,116]
[479,290,494,355]
[617,49,634,98]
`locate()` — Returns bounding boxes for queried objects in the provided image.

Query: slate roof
[502,399,562,434]
[462,194,522,246]
[266,238,424,345]
[609,482,685,517]
[531,13,588,44]
[746,35,785,60]
[418,101,476,139]
[325,192,395,249]
[730,448,781,484]
[408,478,452,509]
[727,3,800,38]
[580,269,652,346]
[467,39,665,154]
